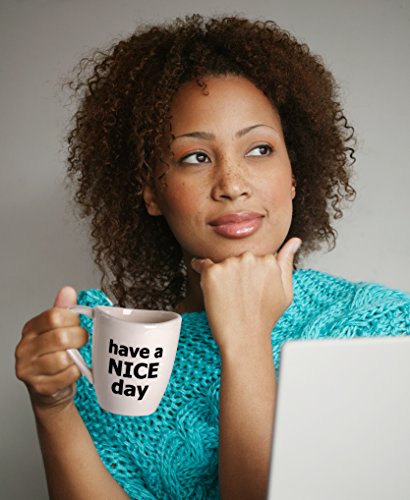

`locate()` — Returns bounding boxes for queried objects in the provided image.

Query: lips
[208,211,264,238]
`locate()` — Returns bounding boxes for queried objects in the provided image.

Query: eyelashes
[181,151,209,164]
[179,144,274,165]
[246,145,273,157]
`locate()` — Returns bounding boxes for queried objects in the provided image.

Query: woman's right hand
[15,287,89,411]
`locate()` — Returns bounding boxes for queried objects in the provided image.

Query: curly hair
[65,14,356,310]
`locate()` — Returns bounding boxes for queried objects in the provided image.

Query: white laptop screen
[266,336,410,500]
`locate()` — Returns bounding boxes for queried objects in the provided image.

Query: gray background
[1,0,409,498]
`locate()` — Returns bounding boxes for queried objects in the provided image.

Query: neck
[175,259,205,313]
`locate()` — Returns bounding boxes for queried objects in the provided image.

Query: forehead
[169,74,282,133]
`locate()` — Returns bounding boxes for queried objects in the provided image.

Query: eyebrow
[172,124,277,141]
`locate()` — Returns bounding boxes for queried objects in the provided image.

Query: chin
[200,241,280,262]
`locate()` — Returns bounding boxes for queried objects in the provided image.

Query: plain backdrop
[1,0,409,497]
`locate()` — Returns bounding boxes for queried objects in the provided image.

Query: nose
[210,161,252,202]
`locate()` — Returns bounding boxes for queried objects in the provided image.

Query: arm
[33,400,129,500]
[219,340,276,500]
[191,237,301,499]
[15,287,129,500]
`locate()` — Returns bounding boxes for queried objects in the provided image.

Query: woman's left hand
[190,237,302,355]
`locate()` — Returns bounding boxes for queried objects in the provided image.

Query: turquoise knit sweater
[74,269,410,499]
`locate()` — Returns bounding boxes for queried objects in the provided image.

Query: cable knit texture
[74,269,410,499]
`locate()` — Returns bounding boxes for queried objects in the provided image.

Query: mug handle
[66,305,94,385]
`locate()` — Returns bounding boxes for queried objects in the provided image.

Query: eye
[246,144,274,157]
[179,152,210,165]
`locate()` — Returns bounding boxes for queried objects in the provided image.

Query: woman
[15,14,410,500]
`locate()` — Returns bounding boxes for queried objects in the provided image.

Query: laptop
[266,335,410,500]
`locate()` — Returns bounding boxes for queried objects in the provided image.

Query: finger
[30,350,75,376]
[16,349,75,382]
[29,364,81,398]
[22,307,80,338]
[53,286,77,308]
[28,326,88,358]
[190,257,214,274]
[276,238,302,300]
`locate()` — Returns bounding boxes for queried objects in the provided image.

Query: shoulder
[294,267,410,304]
[291,268,410,338]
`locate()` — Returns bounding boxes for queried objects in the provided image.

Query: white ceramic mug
[66,305,182,416]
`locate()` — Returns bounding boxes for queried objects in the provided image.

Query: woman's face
[143,74,296,263]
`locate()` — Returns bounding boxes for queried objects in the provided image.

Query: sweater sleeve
[302,280,410,340]
[341,282,410,338]
[73,289,159,500]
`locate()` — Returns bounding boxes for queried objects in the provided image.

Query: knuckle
[205,265,221,282]
[241,251,254,262]
[32,382,45,395]
[46,308,65,328]
[53,329,71,349]
[14,341,25,360]
[56,351,71,369]
[15,364,27,381]
[44,309,57,326]
[263,254,276,264]
[21,320,31,336]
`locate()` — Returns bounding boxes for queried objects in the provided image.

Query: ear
[291,175,297,199]
[143,184,162,216]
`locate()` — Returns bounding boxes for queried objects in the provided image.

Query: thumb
[276,238,302,299]
[53,286,78,308]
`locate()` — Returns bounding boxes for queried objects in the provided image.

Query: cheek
[159,182,200,220]
[259,174,294,210]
